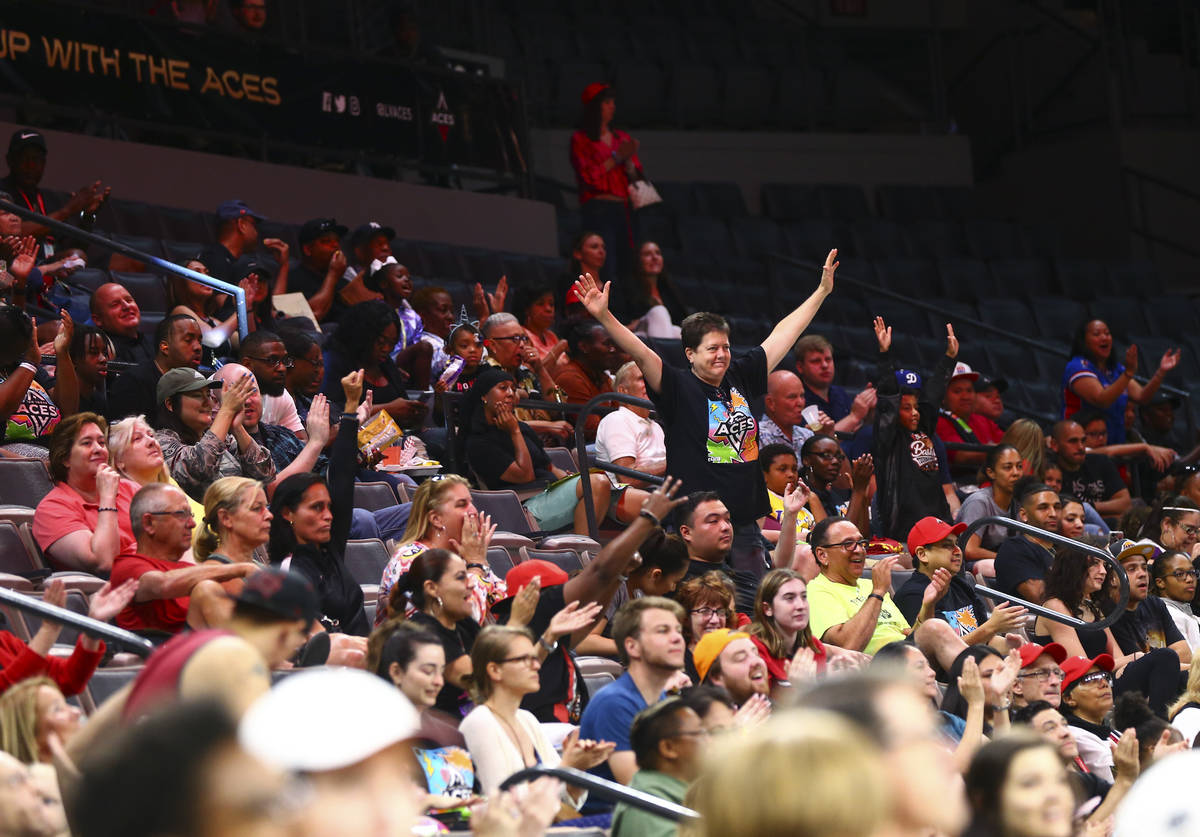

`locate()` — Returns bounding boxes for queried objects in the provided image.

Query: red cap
[1018,642,1067,669]
[906,516,966,557]
[581,82,611,104]
[1060,654,1114,693]
[505,560,569,597]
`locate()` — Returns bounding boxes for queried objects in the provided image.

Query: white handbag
[628,179,663,210]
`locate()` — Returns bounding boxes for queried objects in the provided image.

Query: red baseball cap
[1060,654,1114,693]
[580,82,611,104]
[505,560,569,597]
[906,516,966,557]
[1017,641,1067,669]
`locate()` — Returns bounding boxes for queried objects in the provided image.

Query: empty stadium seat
[851,219,915,258]
[1089,297,1150,342]
[612,60,668,126]
[1030,296,1087,342]
[518,547,586,574]
[729,217,786,261]
[977,297,1037,339]
[676,216,736,264]
[653,181,697,216]
[937,258,994,302]
[908,220,970,259]
[963,220,1031,260]
[987,258,1057,297]
[0,460,53,508]
[669,62,722,126]
[720,64,775,128]
[692,182,749,219]
[109,272,169,313]
[872,258,941,298]
[818,184,873,220]
[353,482,402,513]
[781,219,842,262]
[876,185,943,220]
[343,539,391,588]
[762,183,824,221]
[486,545,519,579]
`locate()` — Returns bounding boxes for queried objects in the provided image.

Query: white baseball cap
[950,362,979,382]
[239,667,419,773]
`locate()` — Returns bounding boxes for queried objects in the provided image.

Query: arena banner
[0,3,527,173]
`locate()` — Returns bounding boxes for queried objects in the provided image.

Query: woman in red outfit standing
[569,82,644,315]
[0,577,137,696]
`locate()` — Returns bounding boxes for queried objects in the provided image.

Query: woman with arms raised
[572,250,836,576]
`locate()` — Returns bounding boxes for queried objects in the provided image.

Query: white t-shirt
[262,390,303,433]
[595,407,666,484]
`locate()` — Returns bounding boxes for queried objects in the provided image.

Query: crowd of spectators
[3,110,1200,837]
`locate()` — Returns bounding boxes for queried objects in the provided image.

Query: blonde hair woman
[1000,418,1047,478]
[459,625,614,812]
[194,476,272,566]
[109,414,204,527]
[376,475,502,625]
[0,677,81,765]
[682,709,888,837]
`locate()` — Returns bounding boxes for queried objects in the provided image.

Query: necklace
[491,706,536,766]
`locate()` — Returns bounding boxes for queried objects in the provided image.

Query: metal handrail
[574,393,664,540]
[498,766,699,823]
[0,587,156,657]
[958,515,1129,630]
[0,198,250,340]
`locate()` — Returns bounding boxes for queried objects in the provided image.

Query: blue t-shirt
[1062,356,1127,443]
[577,672,662,808]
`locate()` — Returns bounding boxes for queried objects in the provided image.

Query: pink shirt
[33,479,139,570]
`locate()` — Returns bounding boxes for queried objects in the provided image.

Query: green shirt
[611,769,689,837]
[807,572,909,655]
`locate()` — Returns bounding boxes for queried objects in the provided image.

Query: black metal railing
[959,516,1129,631]
[499,766,699,823]
[0,587,155,657]
[574,393,664,540]
[0,198,250,339]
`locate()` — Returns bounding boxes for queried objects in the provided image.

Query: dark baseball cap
[233,568,320,627]
[976,374,1008,394]
[156,367,221,404]
[349,221,396,248]
[8,129,46,155]
[216,199,266,222]
[298,217,348,245]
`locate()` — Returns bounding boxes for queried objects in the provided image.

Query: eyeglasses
[1176,523,1200,538]
[1018,668,1065,682]
[147,509,193,521]
[819,538,870,552]
[1075,671,1113,687]
[490,334,530,344]
[1169,569,1200,580]
[809,450,842,461]
[244,354,294,369]
[497,654,540,667]
[690,607,727,619]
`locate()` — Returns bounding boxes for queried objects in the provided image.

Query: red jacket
[0,631,105,696]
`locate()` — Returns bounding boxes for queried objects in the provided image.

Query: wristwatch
[538,635,558,654]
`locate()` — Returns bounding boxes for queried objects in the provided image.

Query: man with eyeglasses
[807,516,968,665]
[1059,653,1119,781]
[240,329,306,439]
[611,698,707,837]
[481,313,572,442]
[1012,641,1069,710]
[109,483,257,636]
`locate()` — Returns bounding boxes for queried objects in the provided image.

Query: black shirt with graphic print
[894,571,989,634]
[1059,454,1125,509]
[873,348,955,540]
[648,346,769,526]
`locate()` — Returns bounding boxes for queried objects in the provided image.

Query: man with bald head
[758,369,833,462]
[109,483,256,635]
[1049,419,1131,519]
[90,282,153,364]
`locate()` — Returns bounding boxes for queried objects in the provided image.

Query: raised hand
[984,601,1029,635]
[52,311,74,357]
[989,649,1022,702]
[450,511,496,565]
[733,693,771,728]
[1111,728,1140,782]
[220,373,255,415]
[641,474,686,523]
[1158,347,1181,374]
[488,275,508,314]
[871,555,898,596]
[1124,344,1138,373]
[9,235,36,281]
[945,323,959,359]
[786,646,818,683]
[328,249,347,278]
[492,401,520,434]
[305,393,332,447]
[262,238,289,264]
[87,578,139,623]
[820,248,838,295]
[547,600,603,642]
[850,384,877,419]
[851,454,874,493]
[782,479,811,517]
[341,368,364,409]
[507,576,541,628]
[355,389,374,425]
[543,339,568,370]
[96,464,122,505]
[873,316,891,353]
[922,567,952,608]
[24,315,40,365]
[571,272,610,319]
[957,655,985,706]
